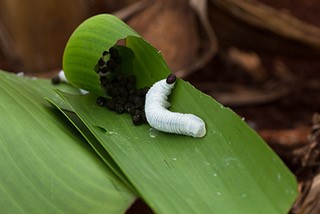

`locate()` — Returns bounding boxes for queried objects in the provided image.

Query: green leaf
[46,99,136,193]
[58,14,298,213]
[0,71,135,213]
[63,14,139,95]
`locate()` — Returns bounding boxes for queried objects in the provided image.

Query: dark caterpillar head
[166,73,176,84]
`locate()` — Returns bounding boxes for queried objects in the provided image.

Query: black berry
[51,76,60,85]
[132,114,142,126]
[96,96,107,106]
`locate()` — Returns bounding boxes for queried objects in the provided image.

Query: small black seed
[166,73,177,84]
[116,73,125,81]
[115,104,125,114]
[128,87,136,95]
[106,59,116,69]
[100,76,108,86]
[134,110,147,123]
[132,114,142,126]
[135,103,144,110]
[106,73,116,82]
[134,96,142,103]
[118,88,128,97]
[113,57,122,64]
[106,87,112,96]
[115,97,127,105]
[105,71,114,79]
[137,87,149,97]
[51,76,60,85]
[110,87,121,97]
[118,80,128,88]
[102,51,109,56]
[134,97,144,109]
[124,102,134,111]
[96,96,107,106]
[116,88,125,98]
[141,87,150,95]
[134,109,144,116]
[98,58,105,66]
[109,47,119,58]
[106,100,116,111]
[127,75,137,84]
[128,94,136,103]
[109,47,115,53]
[94,64,100,73]
[101,66,109,73]
[127,106,136,115]
[141,113,147,123]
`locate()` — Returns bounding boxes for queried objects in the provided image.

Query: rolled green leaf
[63,14,139,95]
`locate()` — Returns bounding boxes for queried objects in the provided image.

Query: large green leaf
[0,71,135,213]
[58,14,298,213]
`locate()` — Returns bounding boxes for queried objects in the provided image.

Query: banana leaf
[0,70,135,213]
[52,14,298,213]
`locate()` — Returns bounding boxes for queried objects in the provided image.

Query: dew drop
[286,189,295,195]
[149,128,159,138]
[217,191,221,196]
[277,173,282,181]
[213,173,218,177]
[108,131,117,135]
[173,158,177,161]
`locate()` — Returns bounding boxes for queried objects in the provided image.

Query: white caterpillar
[145,74,206,138]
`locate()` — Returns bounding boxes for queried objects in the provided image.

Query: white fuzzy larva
[145,74,206,138]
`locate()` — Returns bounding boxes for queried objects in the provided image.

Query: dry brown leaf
[126,0,200,72]
[209,0,320,56]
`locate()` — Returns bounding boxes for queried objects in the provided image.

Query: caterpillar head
[166,73,176,84]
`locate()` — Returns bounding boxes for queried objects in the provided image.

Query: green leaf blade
[0,71,135,213]
[57,90,297,213]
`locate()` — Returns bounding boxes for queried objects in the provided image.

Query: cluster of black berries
[95,47,121,75]
[95,47,149,126]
